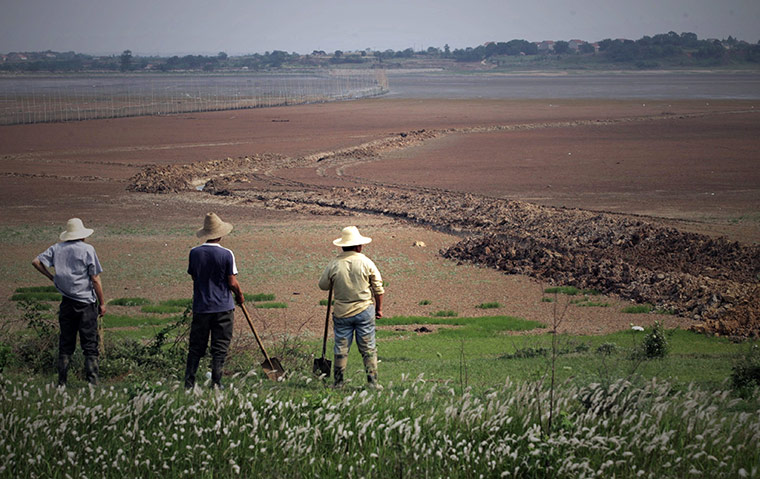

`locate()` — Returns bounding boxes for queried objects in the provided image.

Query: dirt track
[2,98,759,336]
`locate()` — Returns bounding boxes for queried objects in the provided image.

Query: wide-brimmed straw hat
[196,213,233,240]
[333,226,372,247]
[59,218,94,242]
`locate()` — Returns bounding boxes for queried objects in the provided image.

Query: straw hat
[333,226,372,247]
[196,213,233,240]
[59,218,94,242]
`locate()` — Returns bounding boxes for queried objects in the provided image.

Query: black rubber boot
[211,357,225,389]
[84,356,99,385]
[57,354,71,386]
[184,354,201,389]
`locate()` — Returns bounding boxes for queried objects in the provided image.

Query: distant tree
[553,41,570,55]
[579,43,595,54]
[443,44,450,57]
[217,51,228,60]
[119,50,132,72]
[333,50,343,58]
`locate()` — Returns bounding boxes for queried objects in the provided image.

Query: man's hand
[375,309,383,319]
[99,304,107,317]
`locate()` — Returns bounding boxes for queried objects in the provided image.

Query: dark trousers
[184,310,234,388]
[59,296,99,358]
[58,297,99,385]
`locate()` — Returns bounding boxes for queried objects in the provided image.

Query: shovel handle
[240,303,274,366]
[321,285,332,358]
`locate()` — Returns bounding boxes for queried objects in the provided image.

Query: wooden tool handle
[240,303,274,365]
[321,285,333,358]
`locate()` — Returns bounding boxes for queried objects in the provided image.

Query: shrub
[110,297,152,307]
[731,344,760,397]
[638,320,669,359]
[476,302,501,309]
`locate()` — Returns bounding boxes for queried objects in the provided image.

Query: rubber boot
[184,354,201,389]
[333,355,347,388]
[57,354,71,386]
[363,354,382,390]
[84,356,99,386]
[211,357,225,390]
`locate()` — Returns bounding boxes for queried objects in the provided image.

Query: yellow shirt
[319,251,384,319]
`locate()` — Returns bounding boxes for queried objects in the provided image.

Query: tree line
[2,31,759,73]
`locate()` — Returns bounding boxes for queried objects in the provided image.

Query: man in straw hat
[32,218,106,386]
[185,212,244,389]
[319,226,384,389]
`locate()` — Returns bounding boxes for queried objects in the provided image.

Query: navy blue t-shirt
[188,243,238,313]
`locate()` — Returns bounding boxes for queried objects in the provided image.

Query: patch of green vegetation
[15,286,58,293]
[432,310,457,317]
[250,293,276,302]
[110,297,152,307]
[544,286,601,296]
[541,297,554,303]
[570,299,610,308]
[622,304,654,314]
[141,299,191,314]
[11,292,61,302]
[102,314,176,328]
[319,299,334,306]
[418,299,432,306]
[476,302,501,309]
[255,302,287,309]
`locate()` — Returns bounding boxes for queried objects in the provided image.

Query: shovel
[313,285,333,378]
[240,303,285,381]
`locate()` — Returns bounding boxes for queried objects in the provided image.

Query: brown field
[1,98,759,336]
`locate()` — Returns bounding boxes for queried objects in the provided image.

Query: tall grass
[0,376,757,478]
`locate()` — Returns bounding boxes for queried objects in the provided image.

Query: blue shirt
[188,243,238,314]
[37,241,103,303]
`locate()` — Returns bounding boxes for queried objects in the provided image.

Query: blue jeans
[333,306,378,384]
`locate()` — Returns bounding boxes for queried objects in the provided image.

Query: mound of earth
[126,137,760,338]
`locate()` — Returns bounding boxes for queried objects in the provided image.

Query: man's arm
[374,293,383,319]
[228,275,244,305]
[318,264,332,291]
[32,258,54,282]
[91,274,106,317]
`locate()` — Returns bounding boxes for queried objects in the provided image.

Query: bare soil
[1,98,758,337]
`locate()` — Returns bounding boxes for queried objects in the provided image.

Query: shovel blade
[261,357,286,381]
[313,357,332,378]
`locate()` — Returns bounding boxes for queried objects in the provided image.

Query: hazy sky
[2,0,759,56]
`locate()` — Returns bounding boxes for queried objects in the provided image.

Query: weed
[141,299,192,314]
[418,299,432,306]
[541,297,554,303]
[475,302,501,309]
[110,297,152,307]
[636,320,670,359]
[255,302,287,309]
[250,293,276,302]
[11,292,62,302]
[622,304,654,314]
[544,286,580,295]
[319,299,335,306]
[596,342,618,356]
[15,286,58,293]
[432,310,457,317]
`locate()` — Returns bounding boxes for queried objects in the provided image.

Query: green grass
[431,310,457,317]
[622,304,654,314]
[11,292,62,302]
[418,299,432,306]
[141,298,191,314]
[255,302,287,309]
[101,314,176,328]
[14,286,59,293]
[570,298,610,307]
[475,301,501,309]
[544,286,601,296]
[110,297,152,307]
[250,293,276,302]
[541,297,554,303]
[319,299,334,306]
